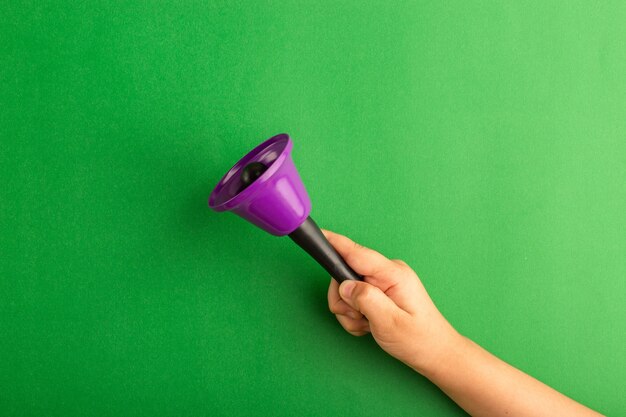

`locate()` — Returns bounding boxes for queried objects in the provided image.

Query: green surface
[1,1,625,416]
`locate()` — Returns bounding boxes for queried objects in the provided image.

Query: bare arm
[323,230,603,417]
[421,334,601,417]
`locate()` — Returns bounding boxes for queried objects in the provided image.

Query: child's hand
[324,229,602,416]
[324,229,459,374]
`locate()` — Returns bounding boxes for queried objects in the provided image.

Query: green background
[1,1,624,415]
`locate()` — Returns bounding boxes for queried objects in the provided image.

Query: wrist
[405,323,468,378]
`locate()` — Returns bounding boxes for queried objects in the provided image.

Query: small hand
[324,229,458,374]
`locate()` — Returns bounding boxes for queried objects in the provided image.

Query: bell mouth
[209,133,292,211]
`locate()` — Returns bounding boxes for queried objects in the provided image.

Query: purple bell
[209,133,361,283]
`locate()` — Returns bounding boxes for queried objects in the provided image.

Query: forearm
[414,334,603,417]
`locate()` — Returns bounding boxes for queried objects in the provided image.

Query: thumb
[339,280,400,327]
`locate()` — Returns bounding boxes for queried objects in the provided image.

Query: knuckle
[392,259,409,270]
[390,310,406,329]
[354,284,373,302]
[340,317,366,334]
[342,251,357,266]
[347,311,363,320]
[344,320,360,331]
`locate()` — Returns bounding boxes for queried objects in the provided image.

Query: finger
[336,314,370,336]
[328,278,363,319]
[339,280,408,330]
[322,229,392,276]
[331,299,364,319]
[322,229,403,292]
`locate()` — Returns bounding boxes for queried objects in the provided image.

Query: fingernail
[340,281,356,298]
